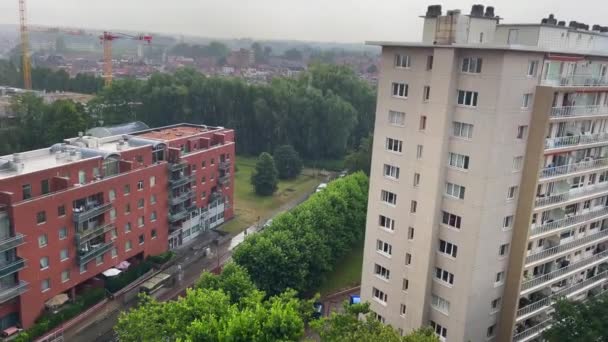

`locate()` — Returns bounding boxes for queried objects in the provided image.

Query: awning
[116,261,131,270]
[102,268,122,277]
[45,293,69,308]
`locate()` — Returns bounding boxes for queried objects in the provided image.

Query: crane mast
[18,0,32,89]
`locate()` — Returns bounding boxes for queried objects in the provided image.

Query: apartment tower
[360,5,608,342]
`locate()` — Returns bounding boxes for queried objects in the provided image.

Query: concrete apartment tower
[360,4,608,342]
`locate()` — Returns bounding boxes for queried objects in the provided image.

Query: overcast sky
[0,0,605,43]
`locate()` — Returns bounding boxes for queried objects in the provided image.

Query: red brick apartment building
[0,123,235,329]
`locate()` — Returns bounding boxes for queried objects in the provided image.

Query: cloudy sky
[0,0,604,42]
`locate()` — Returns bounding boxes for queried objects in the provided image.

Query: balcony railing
[526,229,608,264]
[521,250,608,292]
[219,160,231,170]
[517,271,608,318]
[218,174,230,185]
[169,205,196,223]
[539,158,608,179]
[545,132,608,151]
[170,190,194,206]
[513,319,553,342]
[550,105,608,119]
[169,175,194,188]
[0,234,25,253]
[169,162,187,172]
[0,258,25,278]
[72,202,112,224]
[535,182,608,208]
[530,206,608,238]
[541,75,608,87]
[77,242,113,265]
[0,281,28,304]
[75,223,114,246]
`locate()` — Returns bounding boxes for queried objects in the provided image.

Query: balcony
[535,182,608,208]
[169,162,187,172]
[169,175,194,188]
[0,258,25,278]
[169,190,194,206]
[526,229,608,265]
[0,234,25,253]
[521,250,608,293]
[513,319,552,342]
[541,75,608,87]
[219,160,231,171]
[550,105,608,119]
[0,281,28,304]
[539,158,608,180]
[545,132,608,151]
[77,242,113,265]
[218,174,230,186]
[516,271,608,319]
[208,192,222,203]
[75,223,114,246]
[530,206,608,238]
[169,205,196,223]
[72,202,112,224]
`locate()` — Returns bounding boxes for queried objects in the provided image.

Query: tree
[196,263,257,304]
[283,48,303,61]
[345,134,373,175]
[273,145,302,179]
[543,293,608,342]
[311,302,439,342]
[250,152,278,196]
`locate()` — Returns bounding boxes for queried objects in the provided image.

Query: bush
[105,261,153,293]
[273,145,302,179]
[147,251,174,265]
[304,159,344,172]
[250,152,278,196]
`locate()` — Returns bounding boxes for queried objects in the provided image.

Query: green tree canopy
[273,145,303,179]
[250,152,278,196]
[543,293,608,342]
[345,134,373,175]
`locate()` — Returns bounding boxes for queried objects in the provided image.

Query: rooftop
[136,124,217,141]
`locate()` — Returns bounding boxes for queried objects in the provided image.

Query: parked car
[316,183,328,192]
[312,301,324,319]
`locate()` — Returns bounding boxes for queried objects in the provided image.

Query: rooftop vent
[426,5,442,17]
[558,21,566,26]
[447,9,461,16]
[484,6,495,17]
[569,21,578,28]
[592,24,602,31]
[470,4,484,17]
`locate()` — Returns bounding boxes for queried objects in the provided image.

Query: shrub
[105,261,153,293]
[147,251,174,265]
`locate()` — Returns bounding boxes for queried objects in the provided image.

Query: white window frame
[438,239,458,258]
[435,267,455,286]
[376,239,393,256]
[452,121,473,139]
[372,287,388,304]
[461,57,483,73]
[416,145,423,159]
[374,264,391,280]
[388,110,406,126]
[512,156,523,171]
[522,93,533,108]
[379,215,395,231]
[413,173,421,187]
[423,86,431,102]
[395,54,411,68]
[431,294,451,315]
[383,164,400,180]
[385,137,403,153]
[517,125,528,139]
[503,215,514,230]
[499,243,510,257]
[527,60,539,77]
[381,190,397,206]
[445,182,465,199]
[392,82,409,98]
[442,211,462,229]
[457,90,479,107]
[507,186,518,200]
[447,152,470,170]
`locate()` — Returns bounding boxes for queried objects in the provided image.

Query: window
[125,203,131,215]
[503,215,514,230]
[60,248,69,261]
[41,179,50,195]
[80,263,88,274]
[78,170,86,185]
[201,176,206,184]
[58,227,67,240]
[22,184,32,200]
[202,160,206,168]
[137,180,144,191]
[125,240,132,251]
[522,93,533,108]
[395,54,411,68]
[124,222,132,233]
[389,110,406,126]
[138,216,144,227]
[391,82,408,98]
[445,182,465,199]
[431,294,450,314]
[137,199,144,209]
[124,184,131,195]
[487,324,496,338]
[495,271,505,284]
[139,234,145,245]
[372,287,388,304]
[507,186,518,200]
[111,228,117,240]
[517,125,528,139]
[405,253,412,265]
[413,173,421,187]
[201,191,207,199]
[462,57,483,73]
[452,122,473,139]
[151,229,157,239]
[439,240,458,258]
[379,215,395,231]
[408,227,415,240]
[430,320,447,339]
[57,205,65,217]
[96,254,104,265]
[402,278,409,291]
[499,243,510,256]
[426,55,434,70]
[385,137,403,153]
[374,264,391,280]
[448,152,470,170]
[111,247,118,258]
[36,211,46,224]
[150,194,157,205]
[381,190,397,205]
[419,116,427,130]
[376,239,392,256]
[39,256,49,270]
[149,176,156,187]
[38,234,48,247]
[512,156,523,171]
[400,304,407,316]
[527,60,539,76]
[423,86,431,101]
[491,297,502,311]
[150,211,157,221]
[61,270,70,283]
[93,167,100,178]
[457,90,479,107]
[109,189,116,201]
[41,279,50,292]
[211,158,215,165]
[416,145,423,159]
[435,267,455,285]
[442,211,462,229]
[383,164,400,179]
[410,200,417,213]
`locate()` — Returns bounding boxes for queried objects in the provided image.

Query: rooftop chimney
[470,4,484,17]
[484,6,495,17]
[425,5,442,17]
[558,21,566,26]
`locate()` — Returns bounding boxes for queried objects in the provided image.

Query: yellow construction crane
[18,0,32,89]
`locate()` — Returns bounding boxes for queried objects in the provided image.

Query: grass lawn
[317,240,364,296]
[218,156,323,236]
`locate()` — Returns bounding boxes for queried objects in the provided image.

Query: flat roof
[136,125,213,141]
[365,41,608,58]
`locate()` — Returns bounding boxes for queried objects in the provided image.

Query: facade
[0,123,234,330]
[361,5,608,342]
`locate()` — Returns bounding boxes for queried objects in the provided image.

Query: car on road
[316,183,327,192]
